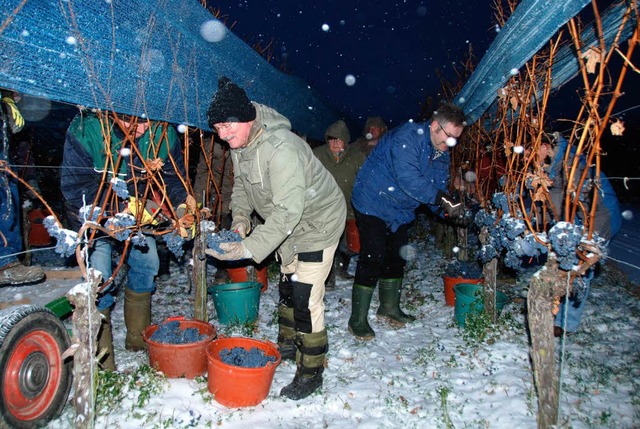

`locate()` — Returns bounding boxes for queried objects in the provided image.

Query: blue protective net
[0,0,339,140]
[454,0,591,123]
[455,0,636,124]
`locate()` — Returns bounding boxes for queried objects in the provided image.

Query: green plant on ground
[436,385,454,429]
[96,365,168,417]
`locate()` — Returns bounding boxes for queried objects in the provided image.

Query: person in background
[542,134,622,337]
[0,89,45,286]
[312,119,366,290]
[349,104,467,340]
[352,116,388,157]
[61,112,189,370]
[204,76,346,400]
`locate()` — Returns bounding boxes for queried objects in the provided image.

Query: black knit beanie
[207,76,256,127]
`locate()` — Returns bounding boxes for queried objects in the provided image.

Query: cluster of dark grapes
[110,177,129,199]
[43,215,78,257]
[130,231,148,248]
[149,320,207,344]
[219,346,276,368]
[78,205,102,223]
[444,260,483,278]
[164,230,186,258]
[491,192,510,213]
[206,229,241,253]
[548,222,583,270]
[105,213,136,241]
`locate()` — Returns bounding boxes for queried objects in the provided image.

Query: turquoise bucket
[453,283,508,327]
[208,282,261,325]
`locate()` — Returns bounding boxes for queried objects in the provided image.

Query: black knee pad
[292,280,313,333]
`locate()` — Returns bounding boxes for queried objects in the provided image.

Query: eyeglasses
[436,121,457,139]
[214,123,233,132]
[435,120,459,147]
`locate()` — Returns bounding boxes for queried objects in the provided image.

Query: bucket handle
[165,316,186,322]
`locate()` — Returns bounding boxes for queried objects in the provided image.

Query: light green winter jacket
[230,103,347,264]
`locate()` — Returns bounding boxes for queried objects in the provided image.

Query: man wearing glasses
[348,103,467,340]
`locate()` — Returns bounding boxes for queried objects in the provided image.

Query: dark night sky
[212,1,496,129]
[210,1,640,133]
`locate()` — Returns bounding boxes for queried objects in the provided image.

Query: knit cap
[207,76,256,127]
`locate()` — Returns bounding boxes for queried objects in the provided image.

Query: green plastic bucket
[208,282,261,325]
[454,283,508,327]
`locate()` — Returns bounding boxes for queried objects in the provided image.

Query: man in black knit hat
[204,76,346,400]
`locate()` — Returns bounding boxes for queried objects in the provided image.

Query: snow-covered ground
[4,211,638,429]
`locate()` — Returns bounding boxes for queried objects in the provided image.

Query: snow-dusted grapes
[43,215,78,257]
[163,230,186,258]
[110,177,129,199]
[105,213,136,241]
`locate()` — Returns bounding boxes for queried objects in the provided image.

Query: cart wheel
[0,305,72,428]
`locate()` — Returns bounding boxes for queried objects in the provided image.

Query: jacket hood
[324,119,351,144]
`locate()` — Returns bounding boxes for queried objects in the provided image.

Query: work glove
[205,241,252,261]
[231,216,251,239]
[175,203,196,239]
[2,96,24,134]
[436,190,465,219]
[127,197,163,226]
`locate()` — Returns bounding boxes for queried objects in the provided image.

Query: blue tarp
[455,0,591,123]
[456,0,637,124]
[0,0,339,139]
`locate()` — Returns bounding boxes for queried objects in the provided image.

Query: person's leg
[349,210,387,339]
[89,239,116,311]
[0,179,44,285]
[280,243,336,400]
[555,270,593,333]
[376,222,415,325]
[88,239,117,369]
[124,237,158,350]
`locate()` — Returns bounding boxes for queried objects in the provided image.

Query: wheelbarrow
[0,285,74,428]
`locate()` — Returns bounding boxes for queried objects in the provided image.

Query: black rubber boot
[277,304,296,361]
[280,330,328,400]
[348,284,375,340]
[157,244,171,281]
[376,278,416,326]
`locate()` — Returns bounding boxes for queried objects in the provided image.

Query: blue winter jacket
[351,121,450,232]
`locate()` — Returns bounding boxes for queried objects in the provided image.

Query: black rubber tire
[0,305,72,428]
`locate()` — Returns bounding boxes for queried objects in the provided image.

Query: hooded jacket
[352,121,450,232]
[313,121,365,220]
[230,103,346,264]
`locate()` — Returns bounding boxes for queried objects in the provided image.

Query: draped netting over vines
[0,0,338,140]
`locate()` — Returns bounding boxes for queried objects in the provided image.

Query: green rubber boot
[376,278,416,326]
[280,330,328,400]
[124,289,151,351]
[348,284,375,340]
[97,308,116,371]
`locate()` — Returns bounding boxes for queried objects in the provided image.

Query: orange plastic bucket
[206,337,281,407]
[346,219,360,253]
[142,317,216,379]
[28,209,52,246]
[226,264,268,292]
[442,276,483,306]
